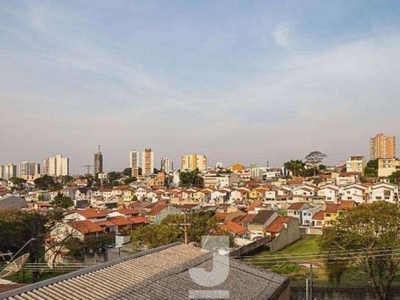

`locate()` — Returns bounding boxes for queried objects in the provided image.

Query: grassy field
[241,236,379,287]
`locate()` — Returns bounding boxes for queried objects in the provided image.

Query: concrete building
[94,145,103,174]
[346,156,366,174]
[141,148,154,176]
[378,158,400,177]
[3,163,17,180]
[370,133,396,160]
[19,161,41,180]
[129,150,140,177]
[161,157,171,173]
[181,153,207,171]
[43,154,69,176]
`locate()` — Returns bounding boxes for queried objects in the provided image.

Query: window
[326,213,331,217]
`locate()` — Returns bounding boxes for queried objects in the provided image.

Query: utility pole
[309,264,313,300]
[179,210,191,245]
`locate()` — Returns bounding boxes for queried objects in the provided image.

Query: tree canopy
[51,193,74,209]
[131,210,230,251]
[304,151,327,176]
[179,168,204,188]
[283,159,305,177]
[364,159,378,177]
[319,201,400,300]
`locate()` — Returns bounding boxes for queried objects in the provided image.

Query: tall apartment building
[19,161,41,179]
[129,150,140,178]
[370,133,396,160]
[181,154,207,171]
[2,163,17,180]
[141,148,154,176]
[161,157,171,173]
[43,154,69,176]
[94,145,103,174]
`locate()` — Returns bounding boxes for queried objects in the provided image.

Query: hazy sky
[1,1,400,174]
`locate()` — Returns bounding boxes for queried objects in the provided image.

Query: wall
[268,218,301,251]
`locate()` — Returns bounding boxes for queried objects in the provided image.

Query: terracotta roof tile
[313,211,325,220]
[68,220,104,234]
[108,216,133,226]
[265,216,291,233]
[221,221,248,235]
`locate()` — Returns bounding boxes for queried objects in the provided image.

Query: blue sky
[1,0,400,173]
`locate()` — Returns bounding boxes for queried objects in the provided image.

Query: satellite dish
[0,253,30,279]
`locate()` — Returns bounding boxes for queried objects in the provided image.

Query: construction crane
[82,165,94,175]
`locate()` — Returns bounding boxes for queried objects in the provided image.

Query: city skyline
[1,1,400,172]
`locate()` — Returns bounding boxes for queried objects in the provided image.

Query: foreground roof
[1,243,289,300]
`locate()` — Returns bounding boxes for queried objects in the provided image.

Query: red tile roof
[313,211,325,220]
[108,216,132,226]
[147,204,168,216]
[117,208,139,216]
[96,220,115,228]
[68,220,104,234]
[221,221,248,235]
[247,202,262,211]
[215,212,229,221]
[338,200,356,210]
[128,216,150,224]
[240,214,256,223]
[265,216,291,234]
[325,204,340,213]
[287,203,307,210]
[74,208,110,219]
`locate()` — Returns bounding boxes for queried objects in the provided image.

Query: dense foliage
[319,201,400,300]
[179,168,204,188]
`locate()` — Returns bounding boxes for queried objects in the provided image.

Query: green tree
[179,169,204,188]
[364,159,378,177]
[319,201,400,300]
[388,170,400,183]
[131,224,181,251]
[34,175,62,191]
[51,193,74,209]
[283,159,305,177]
[304,151,327,176]
[122,168,132,177]
[107,171,121,182]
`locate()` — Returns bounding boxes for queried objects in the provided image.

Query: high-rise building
[141,148,154,176]
[43,154,69,176]
[4,163,17,180]
[129,150,140,178]
[181,154,207,171]
[19,161,41,179]
[161,157,171,173]
[370,133,396,160]
[94,145,103,174]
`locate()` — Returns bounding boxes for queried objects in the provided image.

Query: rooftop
[0,243,289,300]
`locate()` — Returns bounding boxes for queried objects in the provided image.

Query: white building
[19,161,41,179]
[3,163,17,180]
[161,157,171,173]
[43,154,69,176]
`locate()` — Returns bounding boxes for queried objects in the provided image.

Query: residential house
[248,210,278,240]
[64,208,109,223]
[340,184,367,204]
[317,185,340,203]
[146,204,182,224]
[369,182,398,203]
[287,203,309,225]
[323,204,340,227]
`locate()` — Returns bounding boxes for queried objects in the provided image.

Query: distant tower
[370,133,396,160]
[94,145,103,174]
[161,157,171,173]
[129,150,140,178]
[141,148,154,176]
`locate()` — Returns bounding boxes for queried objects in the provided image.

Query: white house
[369,183,398,203]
